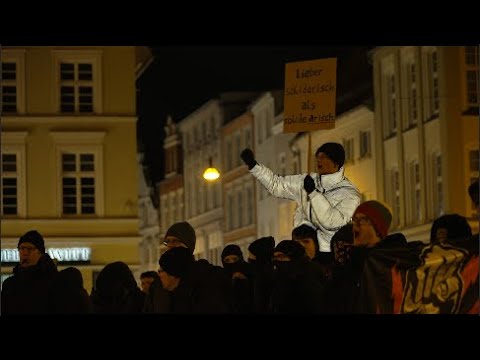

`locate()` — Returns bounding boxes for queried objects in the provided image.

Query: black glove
[240,148,257,170]
[304,175,316,194]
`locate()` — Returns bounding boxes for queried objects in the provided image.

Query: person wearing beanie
[159,247,195,289]
[154,247,231,313]
[17,230,45,267]
[292,224,320,261]
[429,214,472,245]
[1,230,58,315]
[352,200,393,247]
[240,143,360,256]
[247,236,275,264]
[163,221,196,254]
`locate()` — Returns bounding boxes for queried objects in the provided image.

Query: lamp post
[203,157,220,181]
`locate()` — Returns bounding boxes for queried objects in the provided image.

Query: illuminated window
[432,153,443,218]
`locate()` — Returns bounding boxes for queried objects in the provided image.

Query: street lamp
[203,157,220,181]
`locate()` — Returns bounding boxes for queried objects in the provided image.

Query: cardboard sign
[283,58,337,133]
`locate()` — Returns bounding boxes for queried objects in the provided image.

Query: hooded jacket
[250,163,360,252]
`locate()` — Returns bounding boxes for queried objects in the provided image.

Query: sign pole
[307,132,312,173]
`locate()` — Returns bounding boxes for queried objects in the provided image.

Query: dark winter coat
[1,253,58,315]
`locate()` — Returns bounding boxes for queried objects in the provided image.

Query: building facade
[158,116,184,256]
[137,152,160,274]
[222,110,257,256]
[178,100,224,264]
[251,92,296,244]
[1,46,141,292]
[372,46,479,241]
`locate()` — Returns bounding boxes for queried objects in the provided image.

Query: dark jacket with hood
[1,253,58,315]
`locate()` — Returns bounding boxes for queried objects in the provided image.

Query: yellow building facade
[1,46,141,292]
[372,46,479,241]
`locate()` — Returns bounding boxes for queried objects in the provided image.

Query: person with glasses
[1,230,58,315]
[333,201,408,313]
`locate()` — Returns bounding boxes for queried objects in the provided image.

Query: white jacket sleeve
[250,163,304,201]
[308,187,360,230]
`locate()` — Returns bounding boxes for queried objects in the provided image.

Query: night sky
[136,46,374,184]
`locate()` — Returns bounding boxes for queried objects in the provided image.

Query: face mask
[223,262,242,276]
[273,260,291,272]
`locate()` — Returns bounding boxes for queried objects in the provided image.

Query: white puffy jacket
[250,163,360,252]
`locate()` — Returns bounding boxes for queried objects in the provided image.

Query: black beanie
[274,240,306,261]
[221,244,244,261]
[18,230,45,253]
[159,247,194,278]
[165,221,196,254]
[315,142,345,169]
[248,236,275,261]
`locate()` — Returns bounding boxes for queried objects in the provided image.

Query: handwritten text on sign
[283,58,337,133]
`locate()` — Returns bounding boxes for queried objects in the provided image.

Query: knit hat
[248,236,275,261]
[354,201,392,240]
[430,214,472,244]
[274,240,306,261]
[221,244,244,261]
[159,247,194,278]
[18,230,45,253]
[165,221,196,254]
[316,142,345,169]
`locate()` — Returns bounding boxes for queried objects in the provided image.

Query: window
[1,154,18,215]
[423,48,439,121]
[408,63,418,127]
[53,50,102,114]
[410,161,422,223]
[51,132,105,217]
[359,131,371,159]
[389,74,397,135]
[1,132,27,217]
[343,138,354,164]
[61,153,96,215]
[1,63,17,113]
[59,63,94,113]
[432,153,443,218]
[388,168,401,227]
[1,50,25,114]
[465,46,479,107]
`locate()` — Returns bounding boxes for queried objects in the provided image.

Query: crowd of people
[1,143,478,315]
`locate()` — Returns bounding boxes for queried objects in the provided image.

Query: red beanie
[354,201,392,239]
